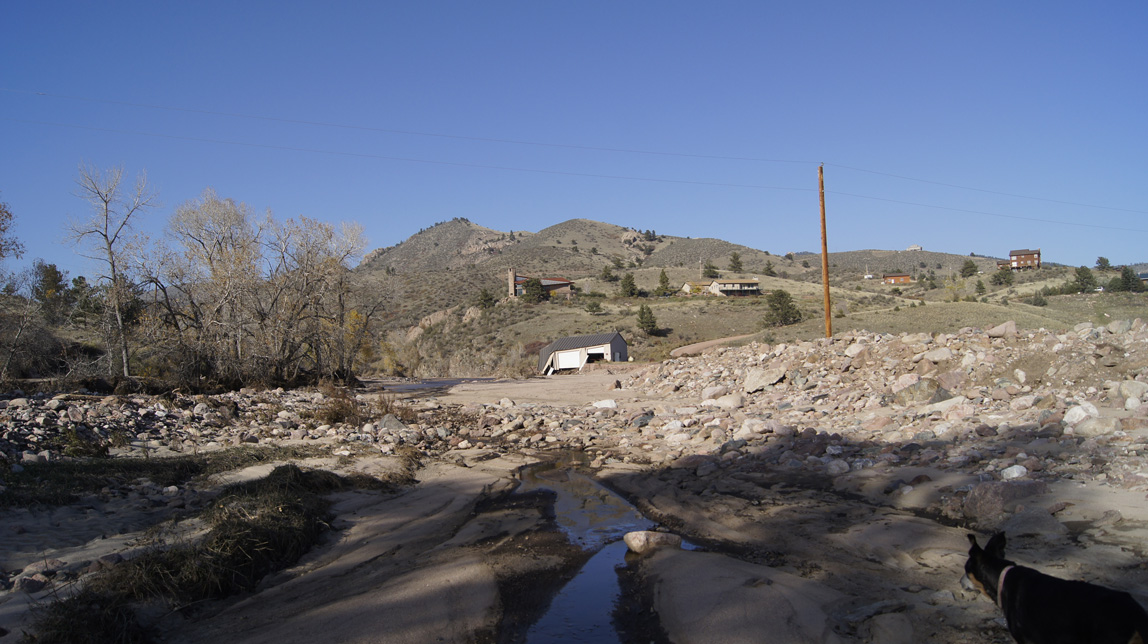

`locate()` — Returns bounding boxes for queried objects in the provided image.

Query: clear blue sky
[3,1,1146,280]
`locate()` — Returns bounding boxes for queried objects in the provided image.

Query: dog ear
[966,533,980,550]
[985,532,1007,558]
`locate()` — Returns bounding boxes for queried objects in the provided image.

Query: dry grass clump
[24,464,393,644]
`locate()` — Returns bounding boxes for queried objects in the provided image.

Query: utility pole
[819,165,832,338]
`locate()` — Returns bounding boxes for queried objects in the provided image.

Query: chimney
[508,268,516,297]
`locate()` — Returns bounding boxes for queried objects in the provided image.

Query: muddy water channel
[514,457,667,643]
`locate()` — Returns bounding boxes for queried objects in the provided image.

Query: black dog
[964,532,1148,644]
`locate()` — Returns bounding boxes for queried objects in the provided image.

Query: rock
[714,394,744,410]
[1000,464,1028,480]
[380,414,407,430]
[1120,380,1148,401]
[1064,402,1099,425]
[15,575,47,593]
[1073,416,1120,438]
[894,379,939,406]
[922,347,953,363]
[623,530,683,554]
[987,321,1017,338]
[964,480,1049,524]
[826,459,850,476]
[702,385,729,400]
[592,399,617,409]
[744,367,786,393]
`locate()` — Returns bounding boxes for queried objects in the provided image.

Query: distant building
[883,273,912,285]
[680,281,712,295]
[707,279,761,296]
[537,332,628,374]
[1139,272,1148,284]
[906,244,923,252]
[996,260,1012,271]
[1008,249,1041,270]
[508,268,574,298]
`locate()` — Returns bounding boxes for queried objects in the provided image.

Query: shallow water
[517,462,653,643]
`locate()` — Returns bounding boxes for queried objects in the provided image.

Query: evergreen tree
[1096,257,1111,271]
[521,278,546,303]
[476,287,496,309]
[728,252,743,272]
[637,304,658,335]
[655,269,671,296]
[619,272,637,297]
[702,261,719,279]
[762,289,802,327]
[960,259,978,278]
[1073,266,1098,292]
[762,260,776,277]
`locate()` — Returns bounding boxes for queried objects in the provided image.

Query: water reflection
[517,460,653,643]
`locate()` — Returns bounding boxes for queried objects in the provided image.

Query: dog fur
[964,532,1148,644]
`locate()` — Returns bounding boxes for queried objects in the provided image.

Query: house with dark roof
[537,332,628,374]
[508,268,574,298]
[1008,249,1041,270]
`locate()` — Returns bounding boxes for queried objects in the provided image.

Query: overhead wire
[4,87,1146,230]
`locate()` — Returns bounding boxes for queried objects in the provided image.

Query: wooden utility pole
[819,165,832,338]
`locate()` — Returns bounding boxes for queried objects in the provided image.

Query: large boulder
[963,480,1048,526]
[744,367,786,393]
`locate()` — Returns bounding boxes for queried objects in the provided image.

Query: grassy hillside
[353,217,1144,378]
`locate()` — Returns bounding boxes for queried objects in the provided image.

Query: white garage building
[537,332,628,375]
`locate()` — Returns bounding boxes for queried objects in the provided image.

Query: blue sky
[2,2,1146,279]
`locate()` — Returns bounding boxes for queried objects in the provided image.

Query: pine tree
[637,304,658,335]
[762,289,801,327]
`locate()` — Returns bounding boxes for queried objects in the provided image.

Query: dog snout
[959,573,976,592]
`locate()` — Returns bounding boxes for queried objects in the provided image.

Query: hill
[351,217,1143,379]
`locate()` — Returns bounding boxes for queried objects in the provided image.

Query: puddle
[515,458,655,643]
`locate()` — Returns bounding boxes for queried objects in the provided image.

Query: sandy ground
[4,372,1148,643]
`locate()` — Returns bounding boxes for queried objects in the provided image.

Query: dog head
[962,532,1012,599]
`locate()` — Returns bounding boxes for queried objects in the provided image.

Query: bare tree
[68,164,157,378]
[0,194,25,263]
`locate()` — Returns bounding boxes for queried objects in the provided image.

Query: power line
[8,87,1144,216]
[827,163,1148,215]
[4,113,1143,233]
[831,190,1148,233]
[1,88,814,165]
[0,118,813,193]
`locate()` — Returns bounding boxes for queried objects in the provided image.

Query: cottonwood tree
[142,189,378,386]
[68,165,157,378]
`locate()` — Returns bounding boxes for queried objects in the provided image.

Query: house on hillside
[996,260,1012,271]
[1139,272,1148,284]
[1007,249,1041,270]
[708,278,761,296]
[537,332,628,374]
[906,244,923,252]
[883,273,912,285]
[508,268,574,298]
[680,281,712,295]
